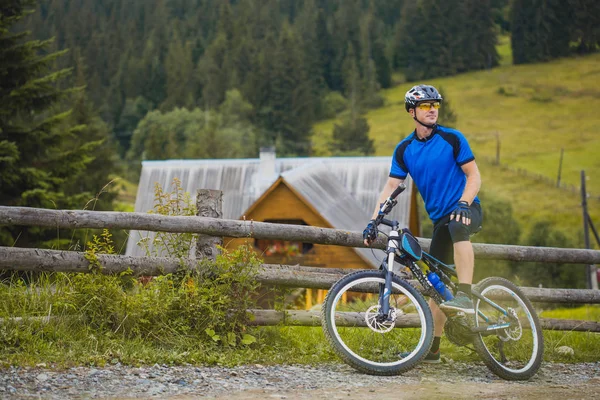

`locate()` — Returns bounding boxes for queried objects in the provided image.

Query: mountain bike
[321,184,544,380]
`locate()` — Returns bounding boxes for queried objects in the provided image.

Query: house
[127,148,420,307]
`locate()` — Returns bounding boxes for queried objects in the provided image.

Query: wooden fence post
[196,189,223,261]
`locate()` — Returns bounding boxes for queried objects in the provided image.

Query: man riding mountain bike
[363,84,483,363]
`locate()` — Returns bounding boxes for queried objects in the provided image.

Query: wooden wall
[225,179,374,309]
[226,180,370,271]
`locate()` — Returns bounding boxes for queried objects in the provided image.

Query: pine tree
[437,86,458,127]
[569,0,600,54]
[162,25,195,110]
[294,0,326,119]
[140,30,168,108]
[66,54,120,212]
[393,0,418,70]
[420,0,468,77]
[510,0,570,64]
[463,0,499,70]
[315,6,335,90]
[359,13,384,108]
[401,2,435,80]
[362,7,391,90]
[330,114,374,156]
[373,0,404,29]
[330,0,362,92]
[267,24,314,156]
[510,0,540,64]
[0,1,106,247]
[198,33,230,109]
[341,42,361,110]
[545,0,572,59]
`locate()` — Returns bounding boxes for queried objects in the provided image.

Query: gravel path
[1,361,599,399]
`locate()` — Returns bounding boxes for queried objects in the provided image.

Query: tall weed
[0,179,263,366]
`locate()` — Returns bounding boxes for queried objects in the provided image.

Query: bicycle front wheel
[321,270,434,375]
[473,277,544,380]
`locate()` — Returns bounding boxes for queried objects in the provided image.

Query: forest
[1,0,599,287]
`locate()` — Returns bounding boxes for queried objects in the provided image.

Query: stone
[556,346,575,356]
[36,373,49,382]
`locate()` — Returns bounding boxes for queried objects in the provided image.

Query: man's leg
[427,218,453,362]
[454,240,474,284]
[440,204,483,313]
[430,298,447,337]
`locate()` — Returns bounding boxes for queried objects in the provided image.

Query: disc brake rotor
[505,307,522,340]
[497,308,522,341]
[365,305,396,333]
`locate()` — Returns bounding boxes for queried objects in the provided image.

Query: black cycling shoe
[400,349,441,364]
[422,349,441,364]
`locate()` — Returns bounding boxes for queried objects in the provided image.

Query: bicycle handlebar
[390,183,407,200]
[374,183,406,227]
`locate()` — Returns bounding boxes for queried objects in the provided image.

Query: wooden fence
[1,204,600,333]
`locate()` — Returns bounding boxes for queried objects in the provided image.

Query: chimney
[258,146,277,191]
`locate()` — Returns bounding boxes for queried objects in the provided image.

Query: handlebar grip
[390,183,407,199]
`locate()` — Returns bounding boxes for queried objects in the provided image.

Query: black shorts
[428,203,483,264]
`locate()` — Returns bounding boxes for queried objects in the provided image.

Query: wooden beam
[2,312,596,333]
[539,318,600,332]
[247,310,600,332]
[1,247,599,304]
[247,309,421,327]
[1,206,600,264]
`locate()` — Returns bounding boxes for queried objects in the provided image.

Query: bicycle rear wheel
[472,277,544,380]
[321,270,434,375]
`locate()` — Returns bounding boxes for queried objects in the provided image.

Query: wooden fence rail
[1,206,599,333]
[246,310,600,333]
[1,206,600,264]
[1,247,599,305]
[4,311,597,333]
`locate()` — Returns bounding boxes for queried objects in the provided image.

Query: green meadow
[313,51,600,240]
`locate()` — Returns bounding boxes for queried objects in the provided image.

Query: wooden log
[247,309,421,328]
[539,318,600,332]
[1,206,600,264]
[2,312,597,333]
[246,310,600,332]
[196,189,223,261]
[0,247,599,304]
[0,246,185,276]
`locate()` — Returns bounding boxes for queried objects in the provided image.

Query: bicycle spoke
[322,271,434,375]
[473,278,543,380]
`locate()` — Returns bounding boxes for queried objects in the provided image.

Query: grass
[313,52,600,239]
[1,274,597,368]
[3,320,598,368]
[540,305,600,362]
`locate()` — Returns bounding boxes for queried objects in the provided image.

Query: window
[255,219,314,256]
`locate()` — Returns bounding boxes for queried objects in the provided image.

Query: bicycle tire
[321,270,434,375]
[472,277,544,381]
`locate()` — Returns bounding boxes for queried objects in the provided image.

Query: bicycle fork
[379,230,400,319]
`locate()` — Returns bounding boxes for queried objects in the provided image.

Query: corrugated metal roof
[126,156,414,268]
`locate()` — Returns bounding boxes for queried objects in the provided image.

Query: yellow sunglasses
[417,102,441,110]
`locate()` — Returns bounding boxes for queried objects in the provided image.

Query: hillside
[313,53,600,242]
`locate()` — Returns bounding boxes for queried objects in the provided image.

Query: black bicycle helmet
[404,85,443,112]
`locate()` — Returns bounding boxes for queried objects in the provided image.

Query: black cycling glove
[362,219,378,244]
[450,201,471,224]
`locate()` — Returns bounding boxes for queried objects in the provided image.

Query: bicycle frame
[378,224,514,335]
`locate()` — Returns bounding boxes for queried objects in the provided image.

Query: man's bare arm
[459,161,481,205]
[370,177,405,220]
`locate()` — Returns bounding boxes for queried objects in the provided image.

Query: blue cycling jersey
[389,125,480,222]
